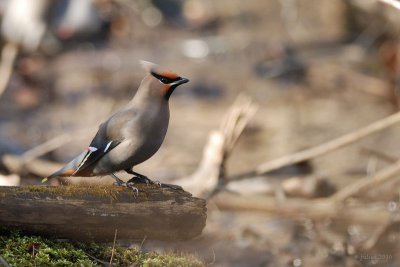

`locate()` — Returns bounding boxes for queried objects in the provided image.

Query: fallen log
[0,184,207,242]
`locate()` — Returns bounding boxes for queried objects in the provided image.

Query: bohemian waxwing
[44,61,189,187]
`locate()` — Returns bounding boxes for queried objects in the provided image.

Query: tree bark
[0,184,207,242]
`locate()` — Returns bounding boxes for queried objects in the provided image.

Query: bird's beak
[164,77,189,99]
[173,77,189,86]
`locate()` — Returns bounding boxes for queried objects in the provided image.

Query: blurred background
[0,0,400,266]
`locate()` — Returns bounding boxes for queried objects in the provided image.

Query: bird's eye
[151,71,179,84]
[160,77,168,84]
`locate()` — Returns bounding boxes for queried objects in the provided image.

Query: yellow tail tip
[41,177,48,183]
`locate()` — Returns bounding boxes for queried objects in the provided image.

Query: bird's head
[140,60,189,100]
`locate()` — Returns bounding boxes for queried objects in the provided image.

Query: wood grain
[0,184,207,242]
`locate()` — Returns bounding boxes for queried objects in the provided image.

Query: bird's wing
[90,108,137,148]
[45,109,138,179]
[72,108,138,176]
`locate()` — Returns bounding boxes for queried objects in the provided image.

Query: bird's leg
[110,173,138,195]
[125,169,160,185]
[125,169,182,190]
[110,173,124,185]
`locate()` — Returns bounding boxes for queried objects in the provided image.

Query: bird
[43,61,189,189]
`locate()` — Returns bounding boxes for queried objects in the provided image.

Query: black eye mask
[151,71,181,84]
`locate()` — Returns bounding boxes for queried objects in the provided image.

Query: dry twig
[0,256,10,267]
[360,147,397,163]
[359,215,400,251]
[331,159,400,202]
[176,94,257,197]
[255,111,400,176]
[19,127,97,164]
[0,43,18,98]
[211,192,390,225]
[379,0,400,10]
[2,154,62,177]
[110,229,118,266]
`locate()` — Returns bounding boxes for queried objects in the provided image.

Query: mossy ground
[0,230,203,267]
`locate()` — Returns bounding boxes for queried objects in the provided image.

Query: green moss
[13,184,167,201]
[0,231,94,266]
[19,184,126,199]
[0,231,203,267]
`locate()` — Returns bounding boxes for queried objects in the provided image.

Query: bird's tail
[42,151,87,183]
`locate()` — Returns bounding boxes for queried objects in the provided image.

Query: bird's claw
[128,175,158,186]
[113,181,139,196]
[126,182,139,196]
[126,175,182,190]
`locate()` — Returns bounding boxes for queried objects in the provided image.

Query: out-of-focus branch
[330,158,400,202]
[178,99,400,199]
[176,94,258,197]
[359,215,400,251]
[212,192,390,225]
[218,94,258,177]
[0,43,18,98]
[2,154,62,178]
[19,127,97,164]
[255,111,400,176]
[360,147,397,163]
[379,0,400,10]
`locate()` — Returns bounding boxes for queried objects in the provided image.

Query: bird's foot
[113,180,139,195]
[128,175,158,185]
[111,173,139,195]
[127,176,182,190]
[125,182,139,196]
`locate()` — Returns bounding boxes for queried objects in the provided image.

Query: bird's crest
[140,60,158,73]
[140,60,179,82]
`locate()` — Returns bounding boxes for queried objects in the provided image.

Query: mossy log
[0,184,206,242]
